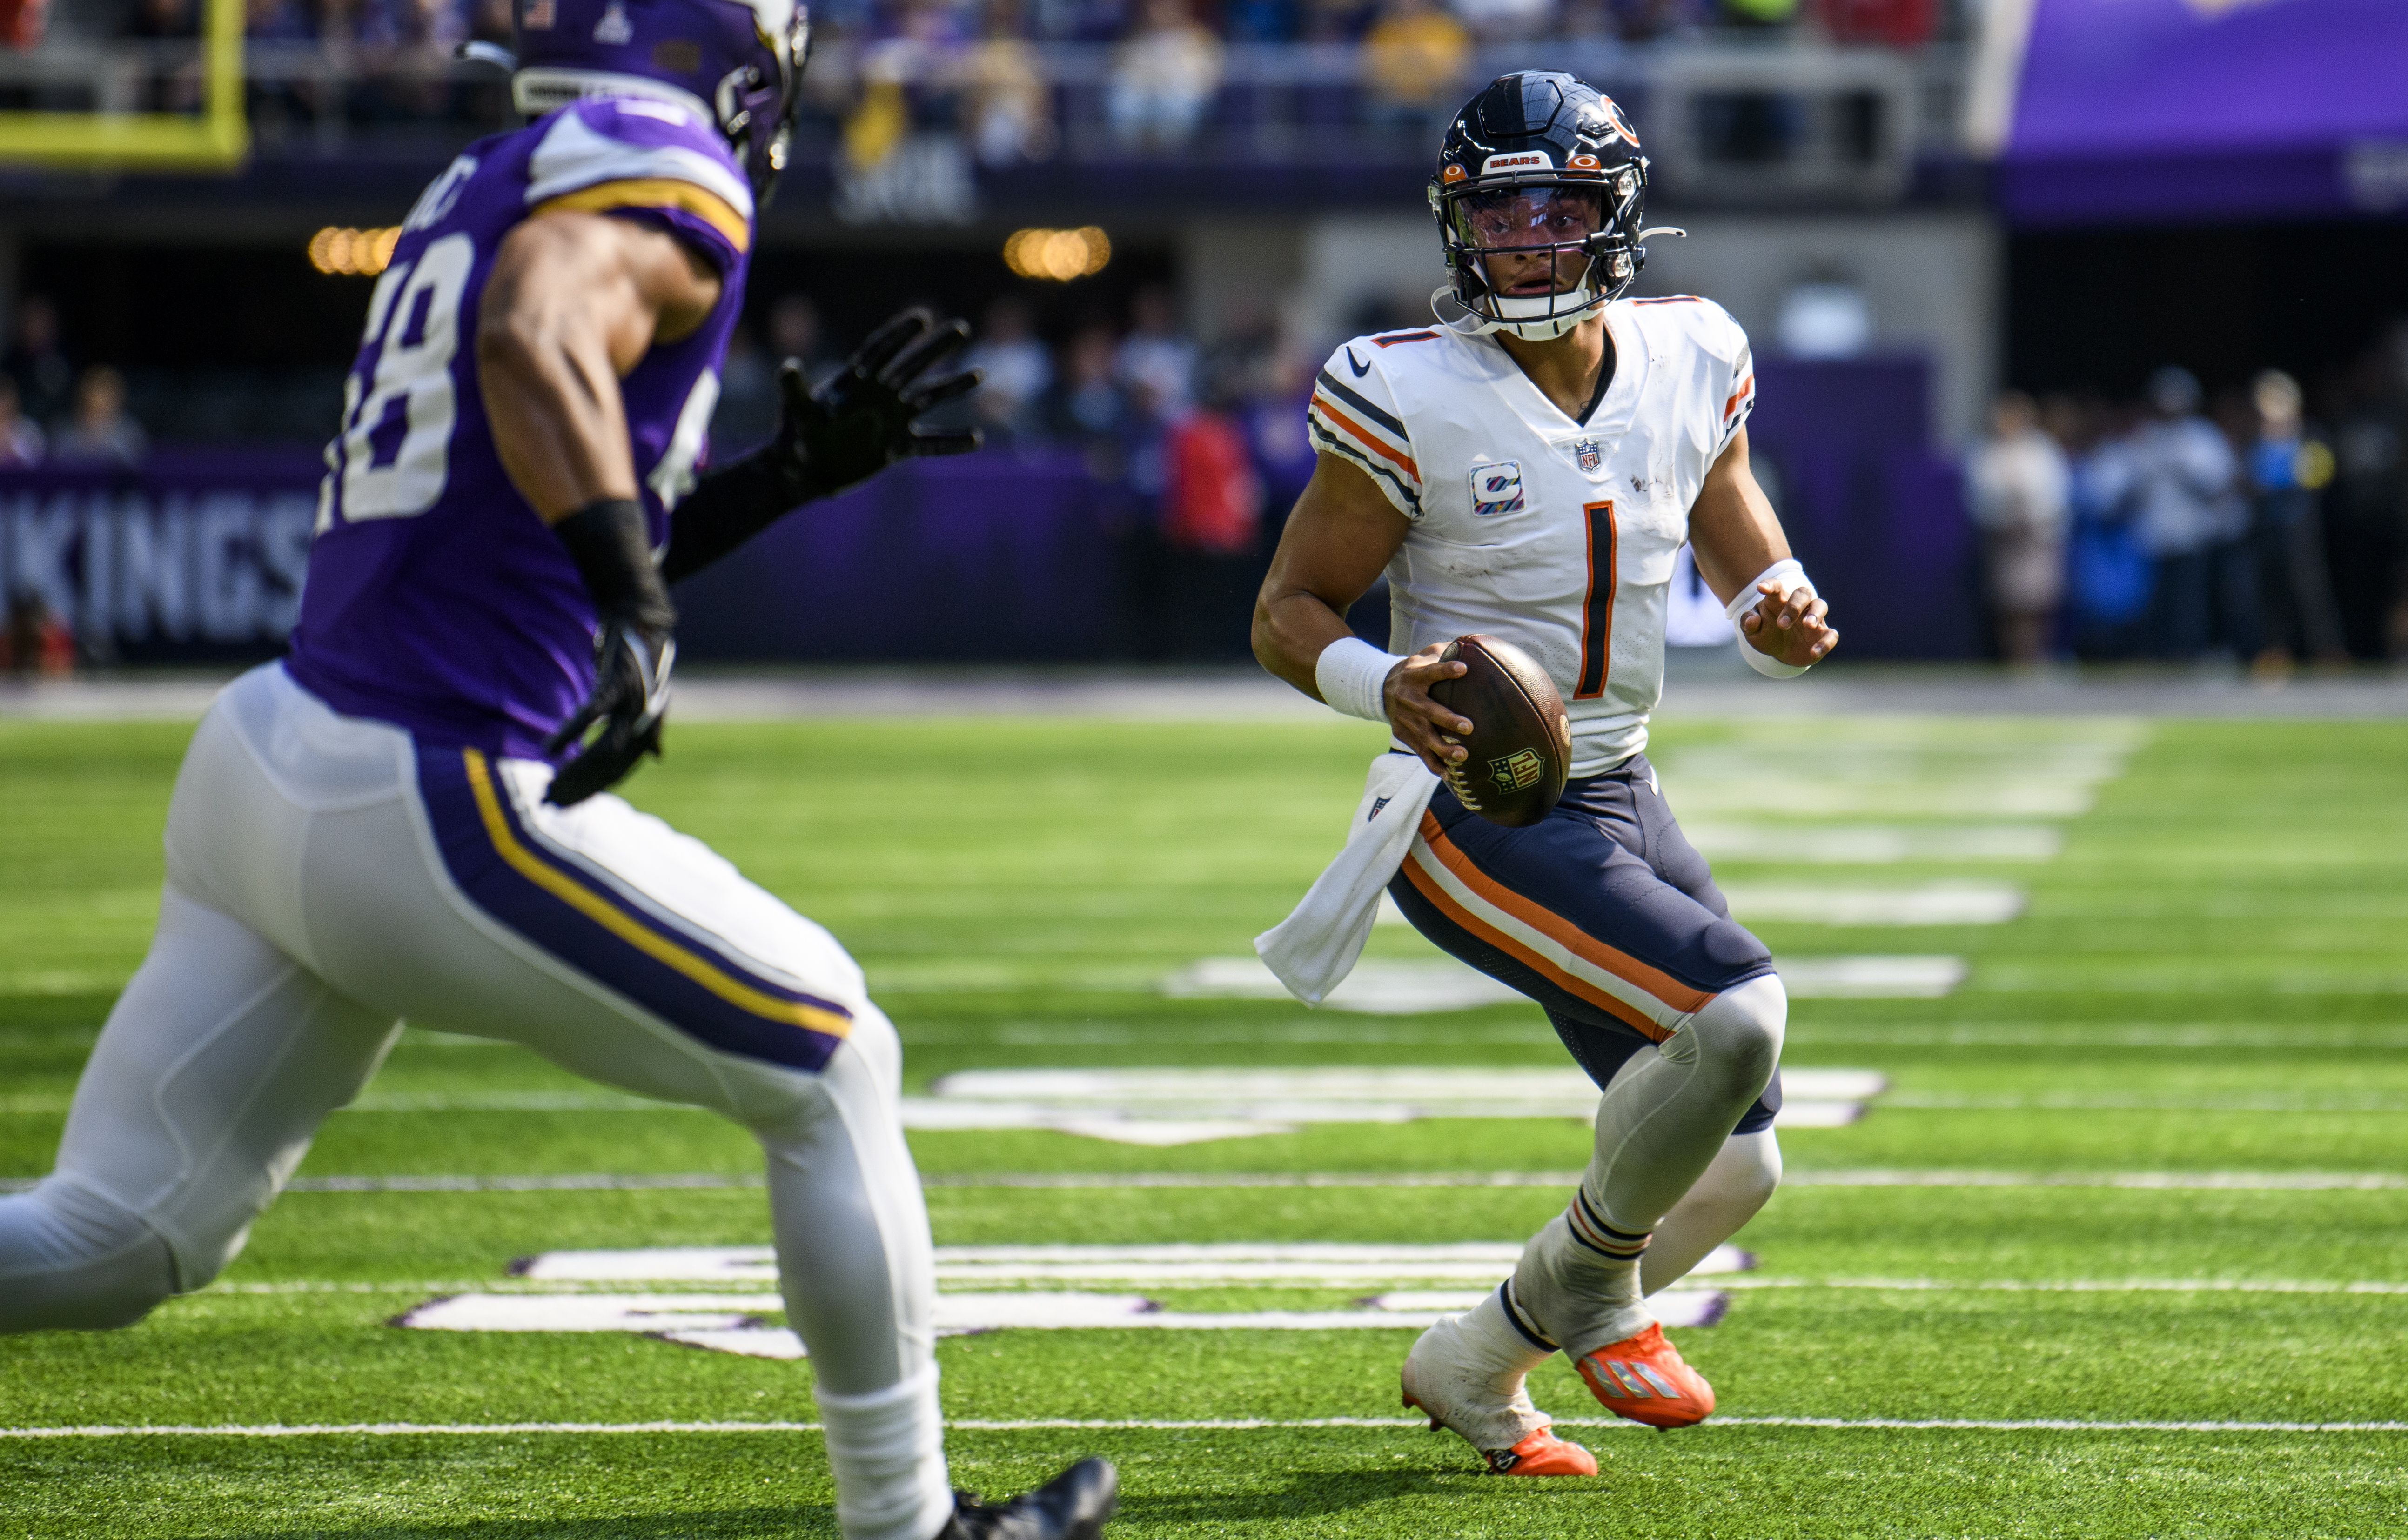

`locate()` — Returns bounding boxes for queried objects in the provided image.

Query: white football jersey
[1307,297,1756,775]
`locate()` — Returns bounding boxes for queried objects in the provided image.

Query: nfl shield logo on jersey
[1471,461,1525,516]
[1574,439,1603,473]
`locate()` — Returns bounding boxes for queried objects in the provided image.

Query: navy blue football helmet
[510,0,812,199]
[1428,72,1672,341]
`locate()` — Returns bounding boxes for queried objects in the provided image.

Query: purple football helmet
[511,0,812,200]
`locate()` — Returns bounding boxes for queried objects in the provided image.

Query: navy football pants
[1387,751,1783,1134]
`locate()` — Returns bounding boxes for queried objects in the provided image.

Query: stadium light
[1003,227,1111,282]
[308,227,403,277]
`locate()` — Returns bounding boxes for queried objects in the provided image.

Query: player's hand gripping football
[771,306,982,503]
[543,498,678,808]
[1738,575,1838,668]
[1382,642,1476,778]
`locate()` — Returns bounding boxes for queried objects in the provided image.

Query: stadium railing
[0,35,1970,204]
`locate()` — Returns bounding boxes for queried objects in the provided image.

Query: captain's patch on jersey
[1470,460,1525,516]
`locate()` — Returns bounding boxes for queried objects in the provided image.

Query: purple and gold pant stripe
[417,747,851,1073]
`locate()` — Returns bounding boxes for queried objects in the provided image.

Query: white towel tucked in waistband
[1254,751,1441,1005]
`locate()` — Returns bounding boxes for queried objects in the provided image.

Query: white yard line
[5,1415,2401,1439]
[14,1169,2400,1196]
[1682,824,2064,863]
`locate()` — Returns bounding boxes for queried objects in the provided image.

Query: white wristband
[1315,636,1404,723]
[1727,558,1814,679]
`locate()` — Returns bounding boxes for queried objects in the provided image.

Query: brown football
[1426,633,1572,828]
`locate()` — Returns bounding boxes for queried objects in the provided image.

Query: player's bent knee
[0,1182,182,1332]
[1683,974,1786,1096]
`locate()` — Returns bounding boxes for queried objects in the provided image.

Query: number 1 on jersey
[1575,499,1616,700]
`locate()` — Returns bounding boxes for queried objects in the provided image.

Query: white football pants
[0,663,952,1540]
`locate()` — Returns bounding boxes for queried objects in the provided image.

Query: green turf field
[4,705,2406,1537]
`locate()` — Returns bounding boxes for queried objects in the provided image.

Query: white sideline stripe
[208,1275,2408,1298]
[5,1416,2401,1440]
[1717,1277,2408,1296]
[1684,824,2064,863]
[1162,954,1963,1011]
[1718,882,2026,926]
[14,1169,2405,1196]
[510,1240,1759,1286]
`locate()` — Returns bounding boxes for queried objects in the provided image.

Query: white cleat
[1401,1312,1598,1477]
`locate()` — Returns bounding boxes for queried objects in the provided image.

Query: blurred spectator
[50,366,149,466]
[1359,0,1469,140]
[2243,369,2347,676]
[1300,0,1376,41]
[1156,358,1266,655]
[771,295,844,391]
[6,296,74,428]
[1239,339,1318,517]
[1966,389,2070,667]
[1032,0,1127,42]
[1041,325,1132,451]
[964,0,1056,163]
[1820,0,1936,45]
[711,322,780,456]
[1453,0,1549,43]
[0,377,44,466]
[1222,0,1298,41]
[1161,374,1261,559]
[0,0,48,50]
[2128,366,2237,660]
[1116,284,1197,414]
[963,294,1053,441]
[2061,395,2153,659]
[0,592,74,678]
[1108,0,1222,151]
[2323,347,2407,658]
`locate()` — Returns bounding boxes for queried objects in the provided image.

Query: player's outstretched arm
[1252,453,1472,776]
[659,307,981,584]
[1690,427,1838,671]
[476,210,723,805]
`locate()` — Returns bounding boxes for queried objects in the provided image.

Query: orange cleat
[1403,1389,1599,1476]
[1573,1322,1715,1428]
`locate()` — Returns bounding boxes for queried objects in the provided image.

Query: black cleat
[938,1456,1118,1540]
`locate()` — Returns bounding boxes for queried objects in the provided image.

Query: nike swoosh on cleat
[1346,348,1370,377]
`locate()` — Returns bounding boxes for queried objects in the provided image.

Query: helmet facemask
[718,1,811,202]
[1433,162,1647,341]
[510,0,813,203]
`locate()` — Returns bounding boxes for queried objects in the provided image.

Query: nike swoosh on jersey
[1346,348,1370,377]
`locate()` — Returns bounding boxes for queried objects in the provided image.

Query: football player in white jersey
[1253,72,1837,1476]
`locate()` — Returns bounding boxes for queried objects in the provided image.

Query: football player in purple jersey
[0,3,1115,1536]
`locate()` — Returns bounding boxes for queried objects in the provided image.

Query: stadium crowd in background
[0,297,154,468]
[1981,326,2408,672]
[62,0,1962,149]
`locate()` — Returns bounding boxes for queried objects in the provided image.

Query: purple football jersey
[286,96,754,760]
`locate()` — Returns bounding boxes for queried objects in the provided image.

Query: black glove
[543,498,676,807]
[661,306,982,584]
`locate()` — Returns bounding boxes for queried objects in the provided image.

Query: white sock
[1506,1189,1653,1359]
[814,1366,954,1540]
[1460,1284,1557,1383]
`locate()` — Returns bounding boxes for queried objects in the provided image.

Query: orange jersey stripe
[1311,394,1419,480]
[1416,811,1716,1019]
[1723,374,1754,422]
